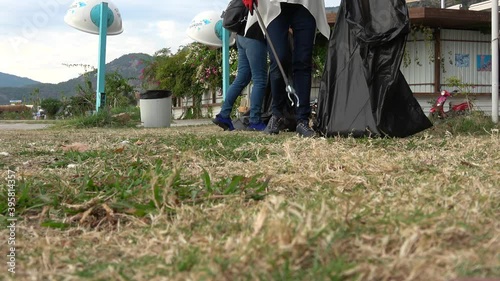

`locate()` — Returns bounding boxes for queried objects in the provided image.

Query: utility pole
[493,0,499,123]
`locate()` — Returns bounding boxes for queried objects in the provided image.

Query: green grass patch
[54,106,141,129]
[0,122,498,280]
[428,111,500,135]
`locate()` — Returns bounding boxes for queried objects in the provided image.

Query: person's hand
[242,0,257,15]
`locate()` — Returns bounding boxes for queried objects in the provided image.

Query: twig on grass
[61,193,114,211]
[79,206,95,224]
[28,205,51,221]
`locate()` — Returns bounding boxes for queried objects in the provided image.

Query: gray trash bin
[139,90,173,128]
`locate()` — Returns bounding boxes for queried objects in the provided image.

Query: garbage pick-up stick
[253,3,299,107]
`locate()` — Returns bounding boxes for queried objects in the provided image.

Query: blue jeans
[219,35,267,124]
[267,3,316,121]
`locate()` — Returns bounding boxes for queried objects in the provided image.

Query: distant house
[9,100,23,105]
[0,105,30,114]
[0,100,31,117]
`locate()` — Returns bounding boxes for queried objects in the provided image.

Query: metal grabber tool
[253,3,300,107]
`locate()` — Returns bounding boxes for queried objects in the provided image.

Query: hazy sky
[0,0,341,84]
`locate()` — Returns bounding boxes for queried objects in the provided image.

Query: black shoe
[264,115,283,135]
[296,120,315,138]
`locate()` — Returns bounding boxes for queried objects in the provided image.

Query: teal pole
[222,27,230,100]
[96,2,108,112]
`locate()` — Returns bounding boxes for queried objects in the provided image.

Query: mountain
[326,6,339,13]
[0,72,41,88]
[0,53,153,105]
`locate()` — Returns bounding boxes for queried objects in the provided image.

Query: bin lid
[140,90,172,99]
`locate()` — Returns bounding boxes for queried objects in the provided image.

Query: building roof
[448,0,500,11]
[326,7,493,30]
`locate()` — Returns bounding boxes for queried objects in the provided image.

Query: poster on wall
[455,54,470,67]
[477,54,492,71]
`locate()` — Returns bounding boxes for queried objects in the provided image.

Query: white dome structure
[186,10,235,48]
[64,0,123,35]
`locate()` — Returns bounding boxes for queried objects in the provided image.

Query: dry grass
[0,123,499,281]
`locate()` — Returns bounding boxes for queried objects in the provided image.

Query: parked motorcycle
[429,89,473,119]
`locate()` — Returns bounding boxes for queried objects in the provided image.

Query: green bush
[0,110,32,120]
[111,106,141,122]
[57,106,141,128]
[41,98,63,119]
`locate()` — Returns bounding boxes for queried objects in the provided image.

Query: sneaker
[246,122,267,131]
[264,115,283,135]
[296,120,315,138]
[212,114,234,131]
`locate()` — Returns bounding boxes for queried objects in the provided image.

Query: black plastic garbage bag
[316,0,432,138]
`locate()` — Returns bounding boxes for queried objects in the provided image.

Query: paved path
[0,119,213,130]
[171,119,213,127]
[0,123,52,130]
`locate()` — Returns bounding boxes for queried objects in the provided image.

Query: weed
[54,107,140,129]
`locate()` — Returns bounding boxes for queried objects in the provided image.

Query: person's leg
[243,36,268,125]
[266,7,291,119]
[218,36,251,119]
[214,36,251,130]
[263,4,293,134]
[289,4,316,123]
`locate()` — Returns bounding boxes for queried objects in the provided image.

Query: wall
[401,29,493,94]
[440,29,492,94]
[400,31,436,94]
[402,29,495,115]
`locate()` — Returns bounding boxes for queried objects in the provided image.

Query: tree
[62,64,138,115]
[140,48,171,91]
[65,64,96,115]
[140,43,243,119]
[142,47,204,118]
[40,98,62,118]
[29,88,41,112]
[104,71,136,108]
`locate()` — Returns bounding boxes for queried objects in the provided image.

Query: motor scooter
[429,89,473,119]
